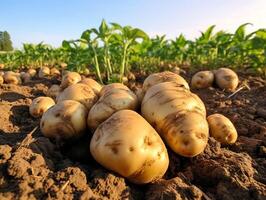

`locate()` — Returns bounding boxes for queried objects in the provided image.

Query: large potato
[3,71,21,84]
[207,114,238,144]
[214,68,239,91]
[29,96,55,118]
[38,67,50,78]
[79,78,102,95]
[60,72,81,89]
[142,71,189,93]
[57,83,98,110]
[87,83,138,130]
[141,82,208,157]
[191,71,214,89]
[90,110,169,184]
[40,100,88,140]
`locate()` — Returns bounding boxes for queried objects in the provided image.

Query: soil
[0,71,265,200]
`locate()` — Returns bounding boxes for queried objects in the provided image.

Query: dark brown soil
[0,72,265,200]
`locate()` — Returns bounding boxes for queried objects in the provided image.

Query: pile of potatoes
[0,65,75,85]
[191,67,239,91]
[27,70,238,184]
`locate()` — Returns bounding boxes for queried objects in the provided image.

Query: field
[0,69,265,200]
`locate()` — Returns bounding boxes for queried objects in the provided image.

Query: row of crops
[0,21,266,83]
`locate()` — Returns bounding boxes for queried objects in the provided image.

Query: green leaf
[234,23,252,41]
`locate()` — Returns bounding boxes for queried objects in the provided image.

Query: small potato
[57,83,98,110]
[191,71,214,89]
[29,96,55,118]
[207,114,238,144]
[38,67,50,78]
[127,72,136,81]
[60,72,81,89]
[79,78,102,95]
[60,62,68,69]
[0,75,3,84]
[3,71,22,84]
[81,68,90,76]
[50,67,61,76]
[40,100,88,140]
[27,69,37,77]
[0,71,5,76]
[0,64,4,69]
[142,71,189,93]
[90,110,169,184]
[87,83,138,130]
[214,68,239,91]
[46,84,62,99]
[20,72,31,83]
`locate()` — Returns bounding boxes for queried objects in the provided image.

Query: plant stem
[92,46,103,84]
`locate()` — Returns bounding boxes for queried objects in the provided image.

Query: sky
[1,0,266,48]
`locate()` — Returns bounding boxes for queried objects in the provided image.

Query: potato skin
[207,114,238,144]
[3,71,22,84]
[46,84,62,99]
[29,96,55,118]
[40,100,88,140]
[141,82,208,157]
[20,72,31,83]
[38,67,50,78]
[214,68,239,91]
[60,72,81,89]
[87,83,138,130]
[0,75,3,84]
[90,110,169,184]
[191,71,214,89]
[142,71,189,93]
[79,78,102,95]
[50,67,61,76]
[57,83,98,110]
[27,69,37,77]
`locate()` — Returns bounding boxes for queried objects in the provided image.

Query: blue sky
[1,0,266,48]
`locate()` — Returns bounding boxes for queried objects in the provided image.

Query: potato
[0,75,3,84]
[90,110,169,184]
[20,72,31,83]
[141,82,208,157]
[3,71,22,84]
[40,100,88,140]
[0,63,4,69]
[0,71,4,76]
[207,114,238,144]
[60,72,81,89]
[38,67,50,78]
[142,71,189,93]
[87,83,138,130]
[214,68,239,91]
[50,67,61,76]
[60,62,68,69]
[29,97,55,118]
[27,68,37,77]
[57,83,98,110]
[79,78,102,95]
[191,71,214,89]
[46,84,62,99]
[99,83,129,97]
[127,72,136,81]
